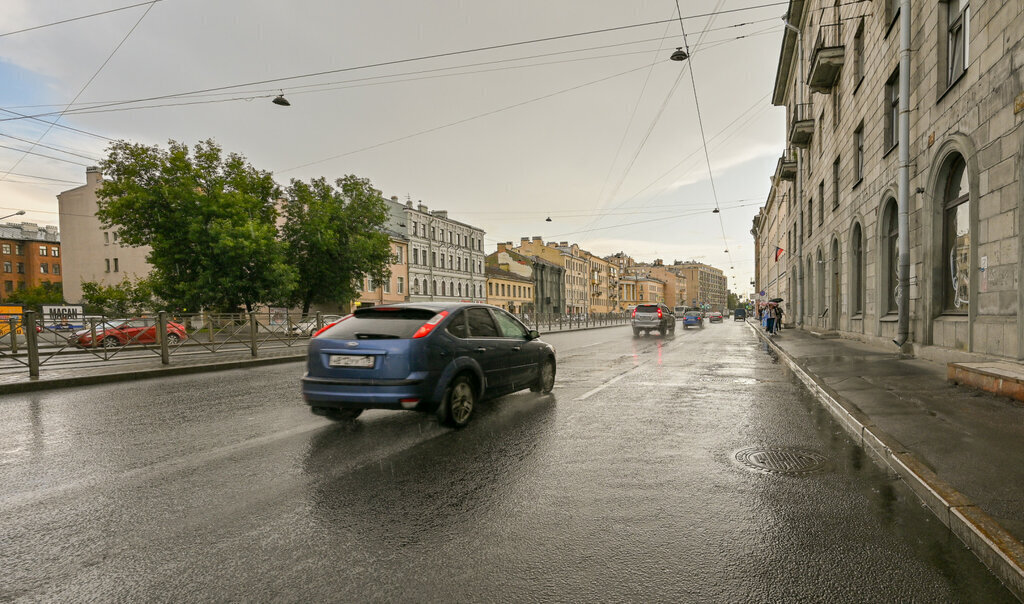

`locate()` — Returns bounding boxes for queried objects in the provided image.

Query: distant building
[0,222,62,300]
[489,244,565,316]
[57,167,153,304]
[485,266,533,314]
[387,198,485,303]
[353,234,409,308]
[672,261,728,312]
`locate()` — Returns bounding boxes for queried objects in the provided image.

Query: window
[395,247,403,264]
[383,279,390,294]
[943,155,970,312]
[113,258,119,272]
[818,183,824,225]
[414,278,420,294]
[51,247,59,257]
[466,308,498,337]
[448,254,453,268]
[832,81,840,129]
[853,20,865,88]
[15,244,22,255]
[413,248,418,265]
[397,277,404,294]
[493,309,528,338]
[53,264,60,275]
[40,264,48,274]
[806,199,812,238]
[1,244,8,254]
[854,123,865,183]
[104,232,109,244]
[17,281,24,291]
[16,262,24,274]
[832,157,840,209]
[885,68,899,152]
[432,280,437,295]
[488,282,493,295]
[39,246,47,256]
[851,223,864,315]
[886,0,900,29]
[883,199,899,313]
[501,283,506,296]
[945,1,969,87]
[3,281,10,292]
[2,262,8,272]
[105,259,111,273]
[432,252,437,267]
[112,232,118,243]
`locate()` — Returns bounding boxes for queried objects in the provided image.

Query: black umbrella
[769,298,784,303]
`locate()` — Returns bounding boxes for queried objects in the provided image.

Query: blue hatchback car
[301,302,556,427]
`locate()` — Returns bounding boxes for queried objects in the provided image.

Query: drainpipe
[894,0,911,348]
[783,15,804,327]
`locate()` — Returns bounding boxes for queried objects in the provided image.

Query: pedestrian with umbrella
[769,298,784,333]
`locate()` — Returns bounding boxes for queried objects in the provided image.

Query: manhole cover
[734,447,827,475]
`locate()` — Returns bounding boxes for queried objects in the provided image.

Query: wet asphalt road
[0,321,1014,602]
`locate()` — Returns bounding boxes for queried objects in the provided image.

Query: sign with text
[42,305,84,329]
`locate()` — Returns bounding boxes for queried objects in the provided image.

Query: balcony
[775,150,797,182]
[788,103,814,148]
[808,23,844,93]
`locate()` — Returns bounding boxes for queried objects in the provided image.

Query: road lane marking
[576,368,637,401]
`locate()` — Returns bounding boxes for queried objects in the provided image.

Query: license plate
[328,354,374,368]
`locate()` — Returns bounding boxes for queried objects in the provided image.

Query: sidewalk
[752,322,1024,600]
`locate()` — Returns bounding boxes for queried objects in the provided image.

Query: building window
[104,232,109,245]
[851,223,864,315]
[3,281,10,292]
[432,280,437,295]
[40,264,48,274]
[397,277,404,294]
[113,258,119,272]
[15,244,22,255]
[2,262,8,273]
[945,1,969,87]
[854,123,865,183]
[832,157,840,210]
[17,281,24,291]
[432,252,437,267]
[53,264,60,275]
[885,68,899,152]
[943,154,970,312]
[818,183,824,225]
[448,254,453,268]
[413,249,418,265]
[51,247,59,257]
[832,82,840,129]
[853,20,865,88]
[886,0,900,28]
[488,282,493,295]
[383,279,390,294]
[39,245,48,256]
[414,278,419,294]
[395,247,403,264]
[105,259,111,273]
[883,199,899,313]
[1,244,8,254]
[16,262,24,274]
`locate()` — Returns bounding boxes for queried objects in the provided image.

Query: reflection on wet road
[0,321,1014,601]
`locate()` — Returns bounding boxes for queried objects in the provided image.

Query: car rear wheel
[166,333,180,345]
[102,336,120,348]
[632,327,640,337]
[531,358,556,393]
[438,375,475,428]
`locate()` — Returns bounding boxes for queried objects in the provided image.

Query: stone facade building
[490,244,566,316]
[754,0,1024,360]
[672,261,728,312]
[388,198,486,304]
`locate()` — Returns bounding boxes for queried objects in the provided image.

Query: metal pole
[248,311,258,357]
[894,0,912,349]
[158,311,170,365]
[24,310,38,378]
[8,317,17,353]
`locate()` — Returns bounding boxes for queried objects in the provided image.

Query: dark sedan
[301,303,556,427]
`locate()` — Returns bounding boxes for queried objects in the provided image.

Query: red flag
[775,247,784,262]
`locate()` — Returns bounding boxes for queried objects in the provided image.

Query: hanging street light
[670,47,689,61]
[272,91,291,106]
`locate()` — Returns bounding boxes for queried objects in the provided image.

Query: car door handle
[511,346,521,351]
[475,347,488,353]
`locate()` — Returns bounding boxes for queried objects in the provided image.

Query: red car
[72,318,188,348]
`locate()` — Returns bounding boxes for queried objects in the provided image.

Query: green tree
[4,282,63,311]
[80,278,155,316]
[727,293,738,310]
[280,175,392,316]
[96,139,296,312]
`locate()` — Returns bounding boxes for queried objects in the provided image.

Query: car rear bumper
[301,374,436,410]
[632,320,666,328]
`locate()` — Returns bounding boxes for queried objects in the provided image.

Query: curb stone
[749,322,1024,601]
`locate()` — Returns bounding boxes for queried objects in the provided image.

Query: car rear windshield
[636,305,659,311]
[319,307,439,340]
[685,311,701,317]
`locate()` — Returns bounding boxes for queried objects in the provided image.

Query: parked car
[301,303,556,428]
[733,308,747,321]
[292,315,342,336]
[680,310,704,329]
[71,318,188,348]
[631,303,675,337]
[709,312,724,323]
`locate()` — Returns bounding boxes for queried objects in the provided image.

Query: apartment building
[353,234,409,308]
[388,198,486,303]
[0,222,62,299]
[489,244,566,316]
[513,237,590,315]
[57,167,152,303]
[485,266,534,314]
[618,274,665,308]
[627,259,686,308]
[672,261,728,312]
[754,0,1023,359]
[583,251,618,314]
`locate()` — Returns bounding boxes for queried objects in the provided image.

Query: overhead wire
[0,0,162,38]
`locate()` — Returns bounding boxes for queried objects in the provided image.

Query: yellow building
[513,236,588,315]
[618,274,664,309]
[354,236,409,308]
[485,266,533,315]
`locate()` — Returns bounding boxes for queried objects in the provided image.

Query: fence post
[9,317,18,353]
[205,311,215,344]
[158,311,170,365]
[24,311,39,378]
[248,311,258,357]
[89,317,98,349]
[285,308,291,337]
[316,311,323,335]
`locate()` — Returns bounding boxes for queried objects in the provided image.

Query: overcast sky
[0,0,788,293]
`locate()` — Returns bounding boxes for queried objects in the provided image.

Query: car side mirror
[528,329,540,340]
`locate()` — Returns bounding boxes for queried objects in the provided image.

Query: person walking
[775,304,784,332]
[765,303,776,335]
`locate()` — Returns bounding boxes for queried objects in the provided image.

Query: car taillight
[657,307,663,318]
[631,308,637,318]
[312,314,351,338]
[412,311,449,339]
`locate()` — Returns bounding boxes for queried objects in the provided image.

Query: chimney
[417,201,428,212]
[390,195,398,201]
[86,166,102,185]
[496,242,508,252]
[532,236,542,242]
[521,237,530,244]
[431,210,447,218]
[406,200,413,208]
[559,241,568,247]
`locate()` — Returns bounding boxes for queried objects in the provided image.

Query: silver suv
[631,303,675,337]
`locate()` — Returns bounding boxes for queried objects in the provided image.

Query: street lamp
[0,210,26,221]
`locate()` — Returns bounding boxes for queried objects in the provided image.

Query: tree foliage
[3,282,63,311]
[96,140,296,312]
[80,278,155,316]
[280,175,393,315]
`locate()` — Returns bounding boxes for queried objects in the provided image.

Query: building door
[831,239,840,331]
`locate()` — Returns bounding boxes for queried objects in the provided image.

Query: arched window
[413,278,419,295]
[441,281,447,296]
[851,223,864,315]
[816,249,826,315]
[488,282,493,296]
[458,282,462,297]
[943,155,970,312]
[806,256,815,317]
[882,199,899,314]
[432,280,437,295]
